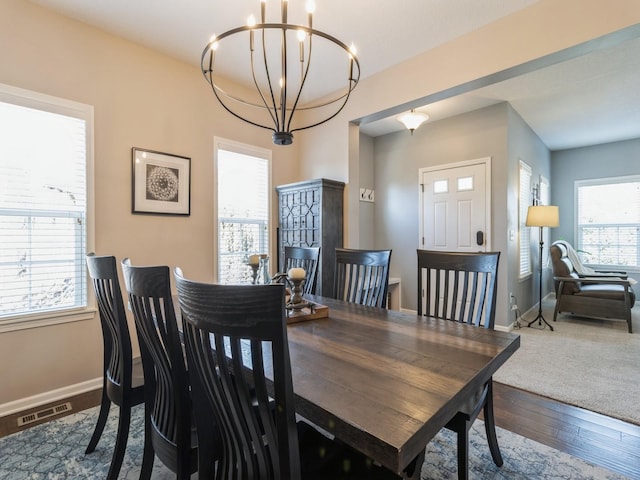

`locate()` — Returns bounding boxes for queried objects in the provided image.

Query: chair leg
[85,389,111,454]
[483,382,503,467]
[456,425,469,480]
[138,406,154,480]
[553,299,561,322]
[106,404,132,480]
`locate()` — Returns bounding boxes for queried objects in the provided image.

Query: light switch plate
[359,188,375,203]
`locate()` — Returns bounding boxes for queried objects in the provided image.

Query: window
[518,160,532,278]
[215,139,271,284]
[433,180,448,193]
[457,176,473,191]
[0,84,93,329]
[576,176,640,268]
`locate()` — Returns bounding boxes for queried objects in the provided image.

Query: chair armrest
[577,270,628,279]
[553,276,581,283]
[554,275,631,285]
[577,276,631,286]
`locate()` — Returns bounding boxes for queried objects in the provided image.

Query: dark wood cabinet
[276,178,344,296]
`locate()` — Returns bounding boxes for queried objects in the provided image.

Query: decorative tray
[285,299,329,324]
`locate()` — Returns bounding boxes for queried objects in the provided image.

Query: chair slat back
[284,246,320,295]
[175,271,299,480]
[333,248,392,308]
[417,250,500,328]
[121,260,190,454]
[86,254,132,391]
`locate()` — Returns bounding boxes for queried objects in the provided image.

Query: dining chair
[417,249,502,480]
[85,253,153,480]
[121,259,218,479]
[283,246,321,295]
[333,248,392,308]
[174,269,401,480]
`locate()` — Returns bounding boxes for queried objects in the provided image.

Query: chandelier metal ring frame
[201,17,360,146]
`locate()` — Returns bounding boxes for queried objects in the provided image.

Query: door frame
[418,156,492,250]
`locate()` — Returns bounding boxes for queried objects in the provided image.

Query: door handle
[476,231,484,246]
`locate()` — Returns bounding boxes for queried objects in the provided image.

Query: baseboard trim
[0,378,102,417]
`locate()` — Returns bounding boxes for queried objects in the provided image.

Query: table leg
[402,449,426,480]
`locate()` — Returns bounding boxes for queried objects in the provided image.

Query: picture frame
[132,147,191,216]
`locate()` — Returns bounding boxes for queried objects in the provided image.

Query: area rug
[0,404,629,479]
[494,297,640,426]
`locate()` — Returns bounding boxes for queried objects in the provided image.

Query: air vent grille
[17,402,72,427]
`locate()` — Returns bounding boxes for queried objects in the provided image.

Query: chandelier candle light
[201,0,360,146]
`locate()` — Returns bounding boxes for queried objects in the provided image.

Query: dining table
[175,290,520,479]
[281,294,520,479]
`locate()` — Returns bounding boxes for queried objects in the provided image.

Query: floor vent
[17,402,72,427]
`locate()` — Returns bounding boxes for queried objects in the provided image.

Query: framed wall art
[132,147,191,215]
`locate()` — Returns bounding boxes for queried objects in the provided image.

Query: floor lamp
[526,205,559,331]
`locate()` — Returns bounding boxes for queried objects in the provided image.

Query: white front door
[419,158,491,252]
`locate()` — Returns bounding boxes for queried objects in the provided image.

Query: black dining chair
[283,246,321,295]
[121,259,218,480]
[417,249,502,480]
[174,269,401,480]
[85,253,153,480]
[333,248,392,308]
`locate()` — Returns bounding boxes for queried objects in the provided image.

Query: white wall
[297,0,640,248]
[0,0,300,409]
[1,0,640,410]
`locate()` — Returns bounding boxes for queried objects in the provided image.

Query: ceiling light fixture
[397,109,429,135]
[201,0,360,146]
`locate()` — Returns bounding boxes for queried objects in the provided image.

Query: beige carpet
[494,296,640,425]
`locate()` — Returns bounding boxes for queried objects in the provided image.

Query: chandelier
[201,0,360,146]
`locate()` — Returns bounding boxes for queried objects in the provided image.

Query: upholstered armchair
[550,242,635,333]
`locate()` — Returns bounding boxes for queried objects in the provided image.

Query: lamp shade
[526,205,559,227]
[397,109,429,133]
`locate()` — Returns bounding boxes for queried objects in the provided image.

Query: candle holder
[259,254,271,285]
[288,277,306,309]
[285,277,314,316]
[249,264,259,284]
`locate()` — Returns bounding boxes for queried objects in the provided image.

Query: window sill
[518,273,533,282]
[0,307,97,333]
[587,264,640,274]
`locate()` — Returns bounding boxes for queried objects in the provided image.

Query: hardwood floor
[493,382,640,480]
[1,384,639,479]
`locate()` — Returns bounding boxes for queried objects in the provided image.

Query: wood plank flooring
[492,382,640,480]
[1,384,639,479]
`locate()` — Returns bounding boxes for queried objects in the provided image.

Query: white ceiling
[28,0,640,150]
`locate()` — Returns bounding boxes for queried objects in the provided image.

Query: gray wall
[551,138,640,284]
[366,103,552,328]
[371,103,511,325]
[358,133,376,250]
[507,107,552,314]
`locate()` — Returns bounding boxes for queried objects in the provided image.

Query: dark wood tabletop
[285,294,520,477]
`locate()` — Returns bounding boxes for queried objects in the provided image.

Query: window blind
[0,91,89,319]
[519,161,532,278]
[217,146,270,284]
[576,176,640,268]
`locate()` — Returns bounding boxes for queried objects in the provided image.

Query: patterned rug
[0,405,629,480]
